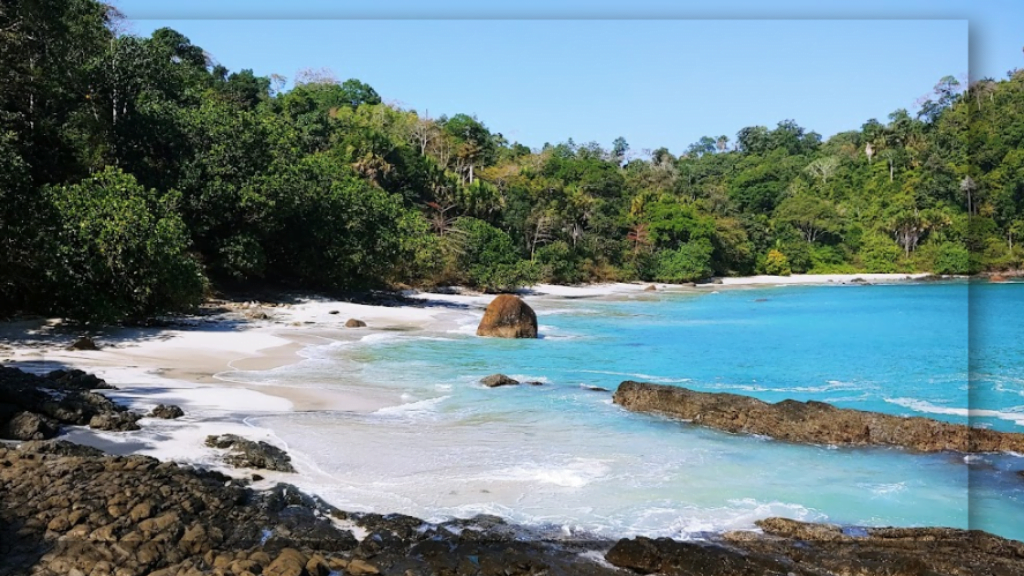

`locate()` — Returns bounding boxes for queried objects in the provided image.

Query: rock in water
[150,404,184,419]
[480,374,520,388]
[345,318,367,328]
[205,434,296,472]
[612,381,1024,453]
[476,295,537,338]
[68,336,99,351]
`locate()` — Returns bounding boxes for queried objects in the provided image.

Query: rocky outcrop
[0,440,618,576]
[612,381,1024,453]
[205,434,296,473]
[0,366,140,439]
[3,440,1022,576]
[476,294,538,338]
[605,517,1024,576]
[150,404,185,419]
[345,319,367,328]
[480,374,520,388]
[644,284,657,291]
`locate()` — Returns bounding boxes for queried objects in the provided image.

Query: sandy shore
[0,274,936,412]
[0,273,936,467]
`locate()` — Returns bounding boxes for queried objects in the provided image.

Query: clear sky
[112,1,1022,156]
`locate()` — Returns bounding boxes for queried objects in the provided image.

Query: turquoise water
[243,282,1024,541]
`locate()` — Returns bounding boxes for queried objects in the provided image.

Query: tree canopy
[0,0,1017,321]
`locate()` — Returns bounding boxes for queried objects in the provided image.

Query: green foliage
[43,168,205,322]
[858,233,902,273]
[4,0,1024,321]
[451,218,536,292]
[930,242,971,275]
[654,239,714,283]
[762,249,792,276]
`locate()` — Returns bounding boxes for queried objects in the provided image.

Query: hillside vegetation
[2,1,1021,321]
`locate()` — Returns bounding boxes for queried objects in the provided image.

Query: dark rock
[88,410,142,431]
[68,336,99,351]
[150,404,184,419]
[612,381,1024,453]
[480,374,520,388]
[345,318,367,328]
[44,368,112,390]
[1,440,1022,576]
[581,385,610,393]
[328,310,340,315]
[525,380,545,386]
[476,294,538,338]
[16,439,105,457]
[205,434,296,473]
[1,410,58,440]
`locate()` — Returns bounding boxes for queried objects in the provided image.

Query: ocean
[235,281,1024,541]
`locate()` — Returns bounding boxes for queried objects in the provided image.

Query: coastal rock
[150,404,185,419]
[88,410,142,431]
[205,434,296,472]
[581,385,610,392]
[612,381,1024,453]
[644,284,657,291]
[480,374,520,388]
[0,366,137,439]
[1,410,58,440]
[68,336,99,351]
[345,318,367,328]
[1,441,1022,576]
[476,294,538,338]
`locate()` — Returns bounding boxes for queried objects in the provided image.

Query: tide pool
[240,282,1024,541]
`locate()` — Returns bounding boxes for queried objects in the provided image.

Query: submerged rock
[206,434,296,472]
[476,294,538,338]
[345,318,367,328]
[480,374,520,388]
[612,381,1024,453]
[150,404,184,419]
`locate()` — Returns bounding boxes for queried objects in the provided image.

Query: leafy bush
[858,233,902,273]
[452,217,536,291]
[762,249,792,276]
[931,242,971,275]
[654,239,714,283]
[44,168,205,322]
[535,241,584,284]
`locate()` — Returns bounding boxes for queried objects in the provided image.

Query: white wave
[496,458,610,489]
[704,380,872,394]
[884,398,1024,425]
[579,370,691,384]
[372,395,450,418]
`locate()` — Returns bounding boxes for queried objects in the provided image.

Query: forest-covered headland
[2,1,1021,323]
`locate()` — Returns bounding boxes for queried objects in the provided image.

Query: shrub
[535,241,584,284]
[44,168,205,322]
[858,233,902,273]
[763,249,792,276]
[655,238,714,283]
[452,217,535,291]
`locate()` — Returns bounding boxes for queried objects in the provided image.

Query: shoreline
[0,274,980,539]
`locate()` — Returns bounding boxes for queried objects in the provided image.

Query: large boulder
[150,404,184,419]
[476,295,537,339]
[345,319,367,328]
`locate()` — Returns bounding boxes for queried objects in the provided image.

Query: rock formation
[476,294,537,338]
[345,318,367,328]
[150,404,185,419]
[612,381,1024,453]
[205,434,296,473]
[480,374,520,388]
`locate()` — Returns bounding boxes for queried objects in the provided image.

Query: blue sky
[113,1,1022,156]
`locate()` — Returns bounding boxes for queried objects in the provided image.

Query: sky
[112,0,1022,157]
